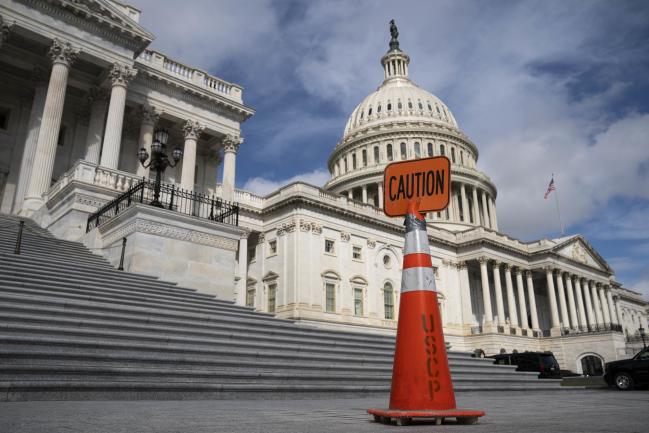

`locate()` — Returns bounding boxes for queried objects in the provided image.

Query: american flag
[544,177,555,199]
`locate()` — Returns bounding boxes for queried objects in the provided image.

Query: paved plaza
[0,390,647,433]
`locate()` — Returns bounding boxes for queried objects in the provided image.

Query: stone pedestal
[85,203,245,299]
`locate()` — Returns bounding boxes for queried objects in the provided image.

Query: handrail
[86,180,239,232]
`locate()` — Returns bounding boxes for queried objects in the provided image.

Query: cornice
[133,65,254,121]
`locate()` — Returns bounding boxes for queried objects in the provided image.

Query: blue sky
[130,0,649,297]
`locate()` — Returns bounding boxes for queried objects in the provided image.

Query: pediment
[54,0,154,44]
[262,271,279,282]
[554,237,610,272]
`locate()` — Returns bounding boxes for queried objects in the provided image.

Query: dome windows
[352,153,357,169]
[398,101,403,110]
[427,103,432,111]
[408,101,413,109]
[360,110,364,119]
[362,149,368,166]
[414,142,421,158]
[387,144,393,161]
[400,142,407,159]
[418,101,423,110]
[436,105,441,114]
[427,142,433,156]
[377,105,381,113]
[368,107,373,116]
[387,102,392,111]
[440,144,445,156]
[451,147,456,163]
[374,146,380,164]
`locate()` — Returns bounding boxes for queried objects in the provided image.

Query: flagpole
[553,173,565,236]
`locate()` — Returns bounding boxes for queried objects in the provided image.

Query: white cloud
[242,169,330,196]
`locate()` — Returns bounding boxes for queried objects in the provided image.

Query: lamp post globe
[137,128,182,208]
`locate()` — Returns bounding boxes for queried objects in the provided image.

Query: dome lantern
[381,20,410,82]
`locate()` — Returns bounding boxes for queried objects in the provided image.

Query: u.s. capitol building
[0,0,646,376]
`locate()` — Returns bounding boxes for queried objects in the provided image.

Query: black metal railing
[560,323,623,336]
[86,180,239,232]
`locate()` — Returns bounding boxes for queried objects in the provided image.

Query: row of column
[11,37,241,214]
[477,258,619,331]
[342,181,498,230]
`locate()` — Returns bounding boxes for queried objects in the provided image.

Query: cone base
[368,408,485,426]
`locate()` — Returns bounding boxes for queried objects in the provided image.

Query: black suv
[604,348,649,390]
[489,351,561,379]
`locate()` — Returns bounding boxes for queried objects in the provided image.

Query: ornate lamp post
[639,326,646,349]
[137,129,183,207]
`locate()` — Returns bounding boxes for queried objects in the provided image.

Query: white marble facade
[0,1,647,374]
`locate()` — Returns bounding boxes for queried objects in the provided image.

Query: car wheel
[614,372,634,391]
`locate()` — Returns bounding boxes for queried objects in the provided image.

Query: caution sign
[383,156,451,217]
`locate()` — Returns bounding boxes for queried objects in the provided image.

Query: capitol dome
[324,22,500,232]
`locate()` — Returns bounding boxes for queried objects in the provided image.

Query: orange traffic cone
[368,201,485,426]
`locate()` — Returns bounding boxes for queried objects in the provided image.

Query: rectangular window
[246,287,255,307]
[352,245,362,261]
[268,283,277,313]
[268,239,277,256]
[384,289,394,320]
[325,283,335,312]
[373,146,380,164]
[400,142,407,159]
[352,153,357,169]
[427,142,433,156]
[362,149,367,166]
[324,239,336,255]
[354,288,363,316]
[387,144,393,161]
[414,142,421,158]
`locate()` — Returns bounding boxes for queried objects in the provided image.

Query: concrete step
[0,292,400,346]
[0,247,114,268]
[0,311,397,353]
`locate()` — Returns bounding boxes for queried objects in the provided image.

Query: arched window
[373,146,380,164]
[400,142,407,159]
[581,355,604,376]
[344,158,348,172]
[352,153,357,169]
[414,142,421,158]
[451,147,456,163]
[387,102,392,111]
[440,144,445,156]
[384,282,394,319]
[368,107,373,115]
[427,103,432,111]
[418,101,423,109]
[427,142,433,156]
[398,101,403,109]
[362,149,367,166]
[408,101,413,109]
[377,105,381,113]
[460,151,464,165]
[387,144,393,161]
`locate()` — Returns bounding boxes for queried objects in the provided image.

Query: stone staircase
[0,214,562,401]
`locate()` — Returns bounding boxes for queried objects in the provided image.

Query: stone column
[134,105,159,178]
[99,63,136,169]
[378,182,383,208]
[471,185,480,226]
[22,39,79,214]
[361,185,368,204]
[504,264,519,326]
[13,68,48,213]
[479,257,493,325]
[460,183,469,223]
[545,267,560,329]
[613,295,622,328]
[221,134,241,202]
[573,277,588,328]
[83,87,109,164]
[488,196,498,230]
[492,261,505,325]
[180,120,204,191]
[582,278,596,327]
[481,190,490,228]
[564,273,579,329]
[447,188,456,222]
[458,262,473,325]
[598,284,611,325]
[526,270,540,330]
[590,280,604,325]
[235,230,250,306]
[555,270,570,328]
[516,269,528,329]
[606,288,619,324]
